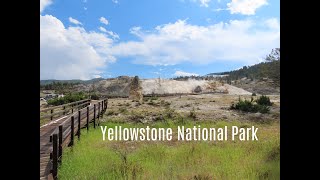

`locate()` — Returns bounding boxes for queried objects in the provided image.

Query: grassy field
[57,94,280,179]
[58,119,279,179]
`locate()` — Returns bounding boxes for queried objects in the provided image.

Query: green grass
[58,119,279,179]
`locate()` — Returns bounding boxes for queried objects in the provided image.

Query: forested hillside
[225,48,280,86]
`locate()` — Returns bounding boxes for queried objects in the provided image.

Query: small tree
[266,48,280,62]
[256,95,273,106]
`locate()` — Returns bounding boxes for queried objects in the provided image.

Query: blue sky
[40,0,279,80]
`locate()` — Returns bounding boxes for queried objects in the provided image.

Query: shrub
[256,95,273,106]
[160,100,171,107]
[231,99,258,112]
[128,113,144,123]
[231,97,270,113]
[107,110,117,116]
[47,92,88,106]
[257,105,270,114]
[119,107,128,114]
[189,107,197,120]
[90,93,100,100]
[150,96,158,101]
[252,93,257,96]
[164,107,176,119]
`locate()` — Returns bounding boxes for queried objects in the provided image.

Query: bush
[47,92,88,106]
[164,107,176,119]
[257,105,270,114]
[252,93,257,96]
[189,107,197,119]
[231,97,270,113]
[119,107,128,114]
[90,94,100,100]
[107,110,117,116]
[231,99,258,112]
[256,95,272,106]
[150,96,158,101]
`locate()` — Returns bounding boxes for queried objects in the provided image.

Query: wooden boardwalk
[40,99,107,179]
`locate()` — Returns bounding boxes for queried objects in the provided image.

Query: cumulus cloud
[174,71,199,77]
[111,18,279,66]
[40,15,116,80]
[40,0,52,13]
[100,17,109,25]
[227,0,268,15]
[69,17,82,25]
[99,26,107,32]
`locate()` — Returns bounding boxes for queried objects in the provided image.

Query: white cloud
[111,18,279,66]
[213,8,226,12]
[199,0,211,7]
[112,0,119,3]
[129,26,142,37]
[174,71,199,77]
[41,15,116,80]
[99,26,107,32]
[106,31,120,39]
[93,75,102,78]
[100,17,109,25]
[84,7,87,10]
[189,0,211,7]
[227,0,268,15]
[69,17,82,25]
[265,18,280,31]
[99,27,120,39]
[40,0,52,13]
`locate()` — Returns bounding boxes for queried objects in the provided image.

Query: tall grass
[58,120,280,179]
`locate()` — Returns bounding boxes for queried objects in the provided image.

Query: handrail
[40,99,90,112]
[48,98,108,179]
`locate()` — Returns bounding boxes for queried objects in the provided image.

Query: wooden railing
[48,98,108,179]
[40,99,91,121]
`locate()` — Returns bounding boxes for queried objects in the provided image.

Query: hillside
[40,78,104,85]
[205,48,280,95]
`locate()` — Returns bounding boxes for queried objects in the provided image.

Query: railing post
[50,109,54,120]
[71,105,74,113]
[52,134,58,179]
[101,101,104,118]
[93,104,96,128]
[58,125,63,163]
[78,110,81,140]
[63,106,66,115]
[98,102,101,126]
[106,99,108,111]
[98,102,101,118]
[86,106,89,131]
[70,116,74,146]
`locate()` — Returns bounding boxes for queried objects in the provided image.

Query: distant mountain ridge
[40,78,104,85]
